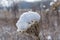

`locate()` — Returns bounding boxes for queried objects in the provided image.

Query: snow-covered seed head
[16,11,41,32]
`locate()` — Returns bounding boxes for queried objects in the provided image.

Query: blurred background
[0,0,60,40]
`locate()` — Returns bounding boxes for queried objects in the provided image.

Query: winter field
[0,8,60,40]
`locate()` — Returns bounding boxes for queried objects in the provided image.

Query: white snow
[46,35,52,40]
[45,8,49,12]
[54,0,57,2]
[50,0,57,6]
[24,0,41,2]
[50,2,55,6]
[43,5,46,8]
[0,0,13,7]
[16,11,40,32]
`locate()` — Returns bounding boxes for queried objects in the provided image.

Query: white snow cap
[16,11,40,32]
[50,2,54,6]
[46,35,52,40]
[54,0,57,2]
[43,5,46,8]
